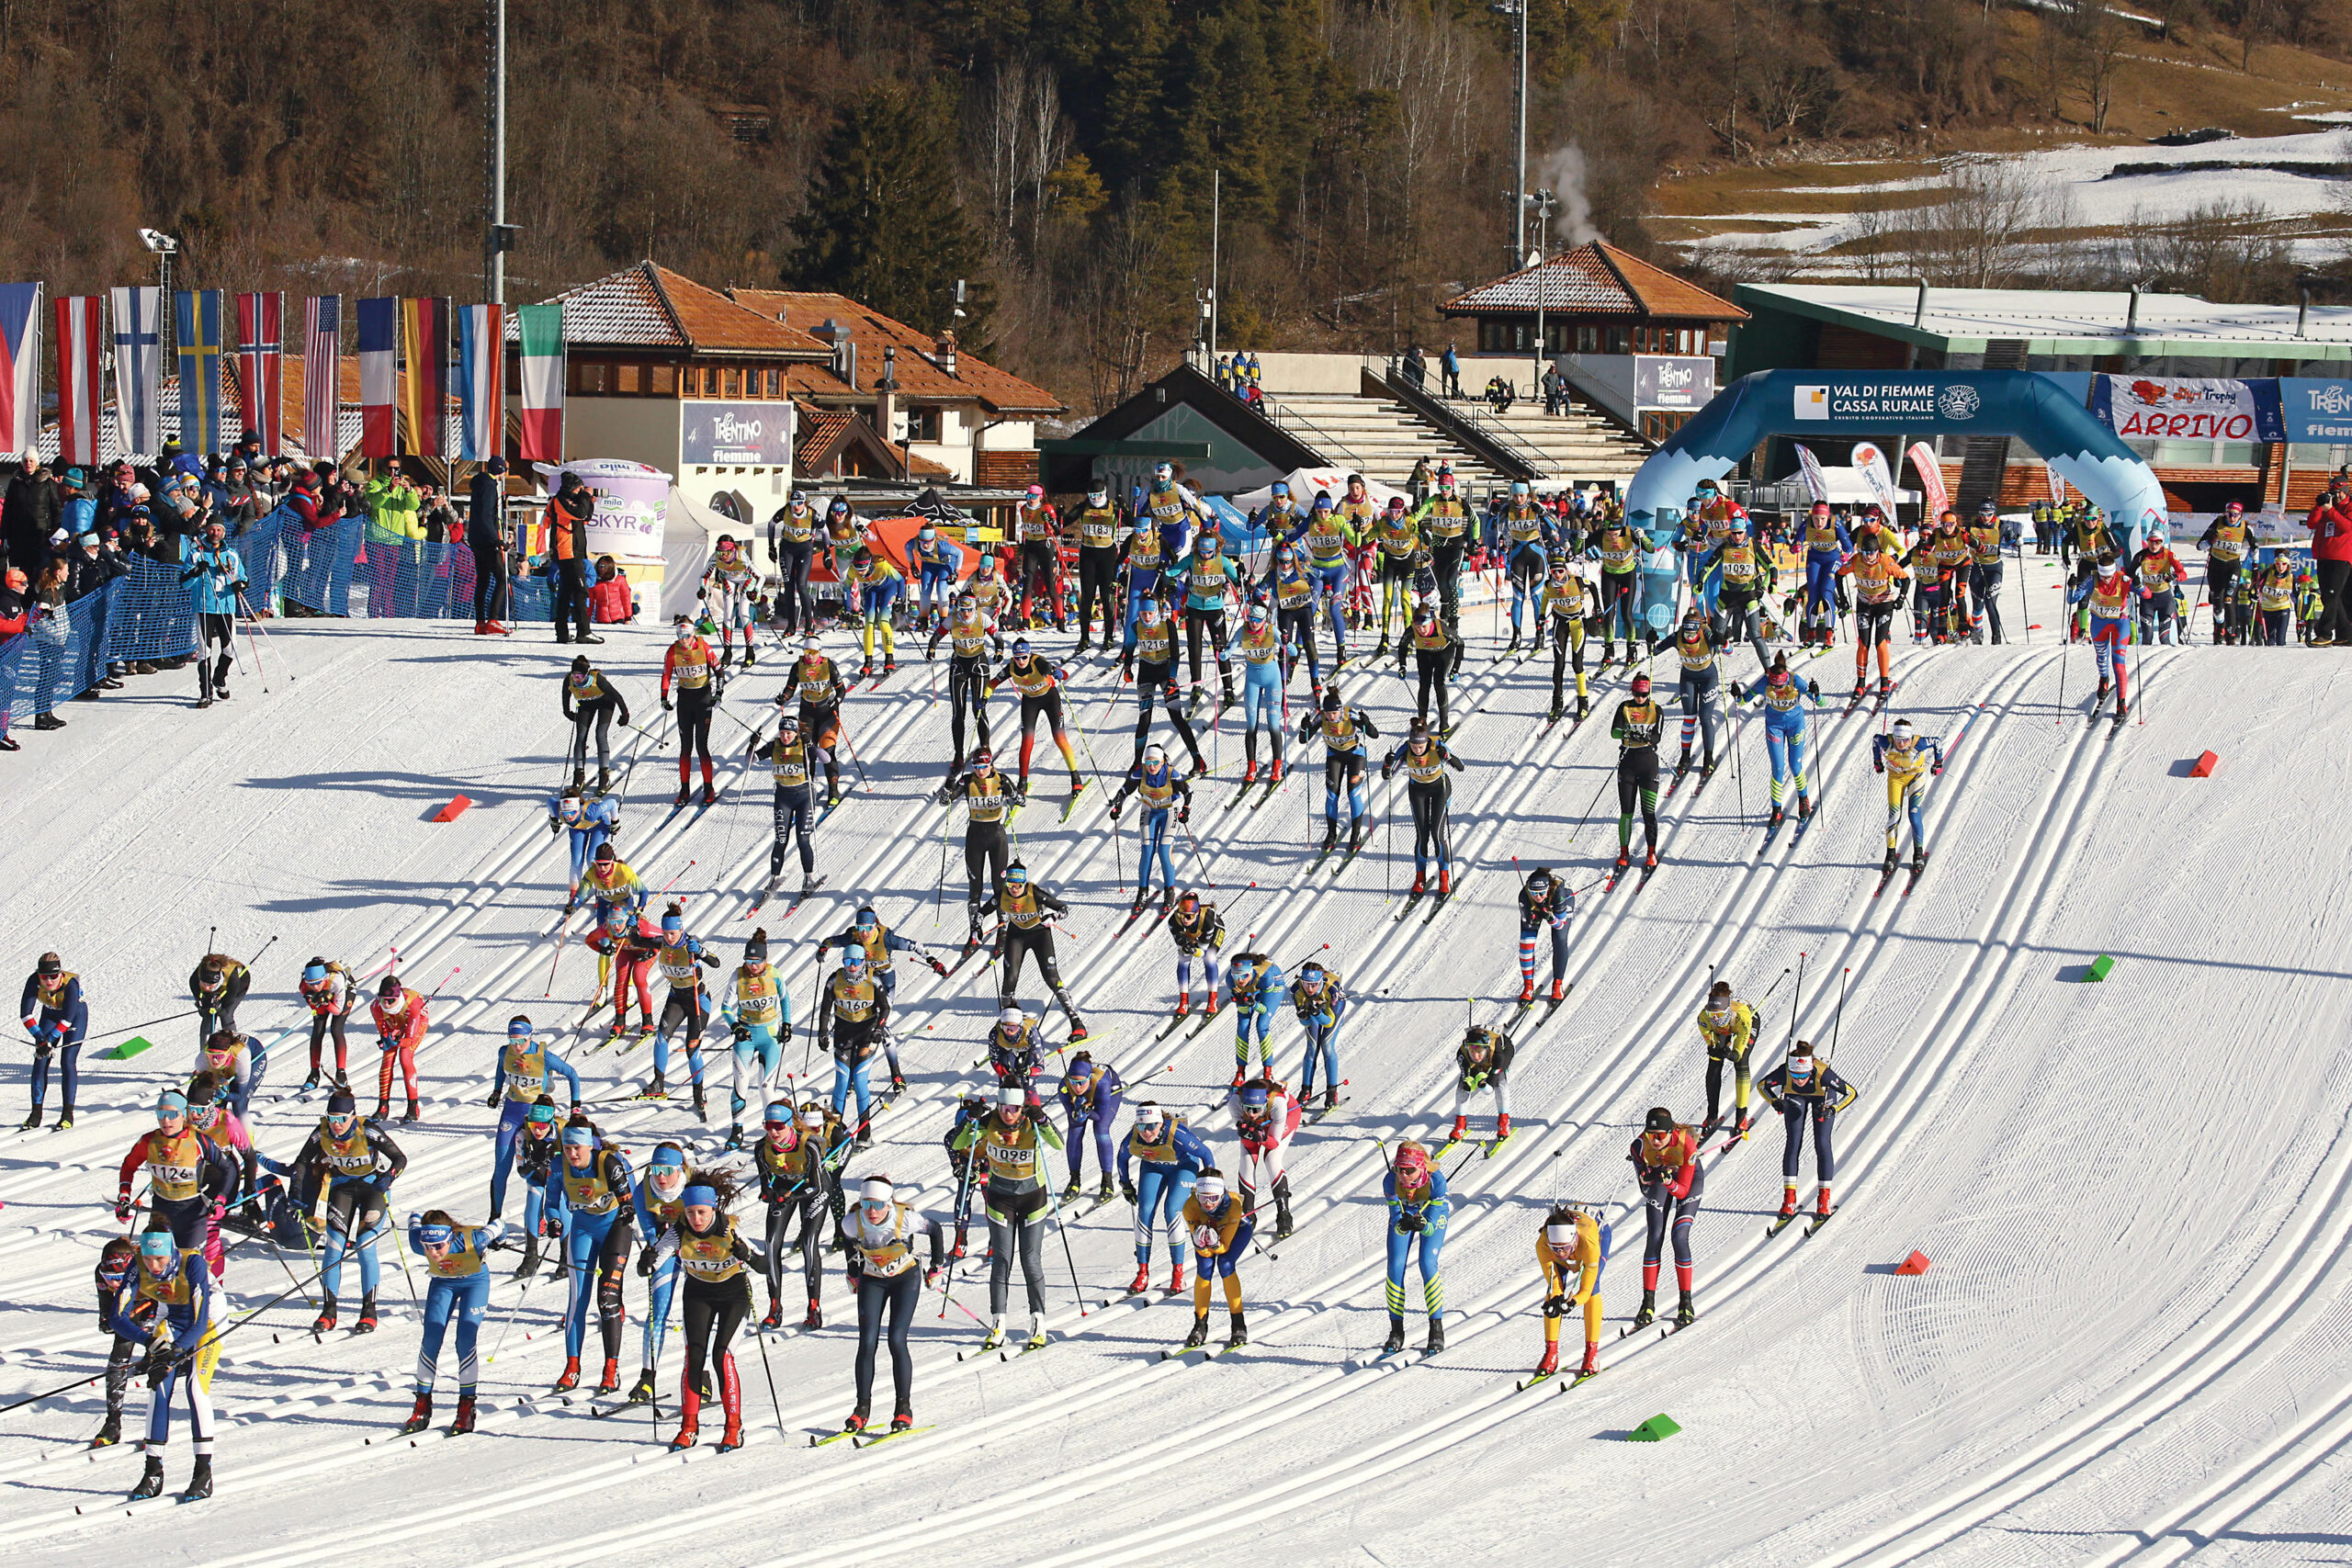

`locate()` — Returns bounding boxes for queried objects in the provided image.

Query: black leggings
[1277,604,1319,687]
[774,541,815,634]
[771,785,816,876]
[854,1267,923,1412]
[764,1191,827,1300]
[1184,607,1231,689]
[308,1010,349,1080]
[677,696,714,770]
[470,537,508,623]
[570,700,617,773]
[1000,927,1073,1013]
[2321,558,2352,644]
[1076,547,1120,639]
[1618,749,1659,850]
[681,1281,749,1393]
[986,1185,1050,1316]
[965,822,1010,915]
[1412,649,1450,731]
[1132,662,1204,764]
[1407,779,1451,874]
[1431,538,1467,629]
[947,655,991,764]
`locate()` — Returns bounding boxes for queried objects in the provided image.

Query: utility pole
[484,0,514,302]
[1530,188,1557,387]
[1491,0,1529,271]
[1209,168,1220,361]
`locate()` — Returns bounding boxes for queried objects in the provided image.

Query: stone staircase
[1261,388,1649,493]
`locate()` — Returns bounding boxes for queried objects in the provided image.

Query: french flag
[0,283,43,457]
[357,296,398,458]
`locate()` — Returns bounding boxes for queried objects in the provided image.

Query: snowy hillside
[2,579,2346,1568]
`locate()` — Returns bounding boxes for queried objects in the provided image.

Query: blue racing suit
[1118,1117,1214,1269]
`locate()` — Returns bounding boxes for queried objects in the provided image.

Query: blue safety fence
[0,512,558,728]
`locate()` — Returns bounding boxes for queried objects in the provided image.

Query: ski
[1481,1131,1516,1158]
[1154,1010,1195,1042]
[1689,760,1720,801]
[1001,1338,1050,1361]
[1420,887,1456,924]
[1871,861,1901,899]
[808,1427,863,1449]
[1804,1211,1837,1239]
[1245,775,1287,811]
[1901,861,1927,897]
[1663,759,1692,801]
[1390,890,1427,923]
[1306,1095,1349,1123]
[1514,1371,1556,1393]
[1788,797,1823,847]
[1873,679,1900,710]
[1758,815,1787,858]
[1329,839,1368,878]
[1059,782,1091,823]
[853,1424,932,1449]
[1763,1213,1802,1240]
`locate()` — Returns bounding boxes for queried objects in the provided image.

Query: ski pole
[1045,1168,1088,1317]
[1825,965,1850,1064]
[940,1149,978,1319]
[243,934,279,973]
[1788,952,1806,1051]
[754,1310,789,1442]
[2056,631,2067,727]
[1564,755,1614,849]
[834,718,872,789]
[73,1009,199,1046]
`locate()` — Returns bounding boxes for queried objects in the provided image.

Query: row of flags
[0,284,568,467]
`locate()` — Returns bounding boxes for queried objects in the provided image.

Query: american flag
[303,294,340,460]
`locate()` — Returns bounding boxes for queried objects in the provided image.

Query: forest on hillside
[0,0,2340,415]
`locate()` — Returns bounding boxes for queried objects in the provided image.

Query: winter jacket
[3,473,60,572]
[2307,494,2352,564]
[178,540,246,615]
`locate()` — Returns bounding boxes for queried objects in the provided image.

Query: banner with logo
[680,400,794,466]
[1794,444,1829,503]
[1632,355,1713,412]
[2280,379,2352,443]
[1849,441,1901,517]
[1905,441,1950,516]
[2090,375,2283,443]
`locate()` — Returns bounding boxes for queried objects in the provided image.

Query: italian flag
[516,302,564,462]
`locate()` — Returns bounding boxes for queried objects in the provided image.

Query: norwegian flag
[303,295,340,459]
[52,294,103,468]
[235,291,285,457]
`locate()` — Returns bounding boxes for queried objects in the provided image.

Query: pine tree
[785,81,996,354]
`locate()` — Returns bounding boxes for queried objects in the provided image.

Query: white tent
[1228,466,1411,513]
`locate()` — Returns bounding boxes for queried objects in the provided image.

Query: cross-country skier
[1168,890,1224,1019]
[298,957,358,1091]
[1750,655,1820,829]
[989,639,1086,800]
[1611,672,1666,875]
[1231,602,1287,783]
[1179,1168,1253,1351]
[1837,534,1908,698]
[488,1014,581,1220]
[1057,1052,1125,1200]
[1447,1025,1512,1145]
[718,930,792,1148]
[651,1170,762,1451]
[1517,866,1573,1004]
[1533,1204,1605,1381]
[115,1224,220,1501]
[1379,718,1466,897]
[786,634,851,807]
[815,945,890,1144]
[1287,961,1346,1111]
[1696,981,1757,1137]
[1382,1140,1450,1354]
[398,1211,506,1435]
[1118,1101,1211,1294]
[953,1084,1066,1350]
[623,1143,689,1404]
[642,908,718,1112]
[842,1174,946,1438]
[701,534,760,667]
[1871,717,1944,877]
[1232,1077,1301,1236]
[20,951,85,1129]
[1119,597,1208,773]
[1541,558,1598,724]
[927,588,998,781]
[116,1089,235,1262]
[290,1089,406,1335]
[549,1114,637,1395]
[1227,950,1285,1087]
[1297,687,1381,855]
[1109,746,1194,914]
[661,614,722,807]
[978,862,1087,1038]
[752,1102,836,1330]
[561,656,631,794]
[939,750,1022,949]
[1759,1040,1858,1221]
[1628,1105,1701,1329]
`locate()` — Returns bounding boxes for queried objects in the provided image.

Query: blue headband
[650,1147,687,1170]
[138,1231,176,1258]
[155,1090,187,1115]
[682,1184,718,1209]
[526,1103,558,1124]
[561,1126,595,1146]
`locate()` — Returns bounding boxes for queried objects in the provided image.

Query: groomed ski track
[1,609,2346,1568]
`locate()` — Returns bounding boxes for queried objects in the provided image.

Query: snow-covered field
[1679,127,2351,268]
[2,555,2346,1567]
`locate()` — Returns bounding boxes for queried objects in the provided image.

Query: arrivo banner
[2090,375,2284,443]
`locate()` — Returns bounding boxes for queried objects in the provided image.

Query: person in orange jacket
[370,976,429,1123]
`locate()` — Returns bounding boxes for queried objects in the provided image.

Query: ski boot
[1182,1313,1211,1350]
[1241,760,1259,784]
[181,1455,213,1500]
[1613,847,1631,874]
[1631,1290,1657,1330]
[1883,847,1900,875]
[1426,1317,1445,1354]
[889,1409,915,1434]
[805,1296,822,1331]
[1270,759,1285,784]
[1382,1314,1407,1354]
[17,1108,38,1131]
[1497,1113,1511,1140]
[627,1369,657,1404]
[675,784,691,807]
[1068,1014,1090,1043]
[1576,694,1589,722]
[93,1413,121,1448]
[300,1070,322,1092]
[1779,1187,1800,1219]
[1448,1114,1469,1144]
[1410,874,1426,896]
[1062,1179,1083,1201]
[701,783,718,807]
[1097,1178,1117,1203]
[1438,868,1452,895]
[761,1293,785,1330]
[671,1405,699,1451]
[980,1321,1008,1352]
[402,1098,421,1124]
[1127,1261,1152,1295]
[1347,818,1366,855]
[1577,1343,1600,1377]
[1797,794,1813,820]
[843,1406,870,1437]
[1817,1184,1835,1219]
[639,1071,668,1102]
[130,1456,167,1500]
[400,1394,434,1435]
[311,1296,338,1335]
[1644,846,1657,872]
[597,1358,621,1394]
[1274,1195,1295,1240]
[1173,994,1190,1021]
[1769,805,1785,828]
[1519,977,1536,1004]
[1322,1086,1339,1113]
[692,1083,708,1123]
[1675,1291,1696,1329]
[450,1394,478,1434]
[717,1412,745,1451]
[1550,977,1566,1003]
[552,1357,582,1393]
[1168,1262,1186,1294]
[1533,1342,1559,1378]
[1321,819,1340,853]
[513,1241,541,1279]
[1227,1312,1248,1350]
[1912,846,1928,875]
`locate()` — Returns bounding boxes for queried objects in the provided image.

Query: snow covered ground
[1,555,2344,1567]
[1679,128,2352,268]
